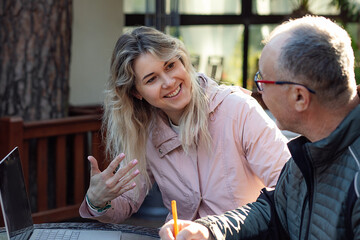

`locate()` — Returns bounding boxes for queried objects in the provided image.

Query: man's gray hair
[265,16,356,107]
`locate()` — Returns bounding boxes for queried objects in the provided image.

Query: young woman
[79,26,290,223]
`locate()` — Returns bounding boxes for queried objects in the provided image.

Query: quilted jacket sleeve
[352,175,360,239]
[195,198,271,240]
[195,187,290,240]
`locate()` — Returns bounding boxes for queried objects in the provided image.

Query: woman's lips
[164,84,181,98]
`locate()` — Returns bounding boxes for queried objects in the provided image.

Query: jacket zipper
[304,183,314,240]
[298,193,308,239]
[299,158,315,240]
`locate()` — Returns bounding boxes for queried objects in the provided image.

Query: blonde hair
[103,26,211,196]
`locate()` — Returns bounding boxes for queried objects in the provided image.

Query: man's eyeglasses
[254,71,316,94]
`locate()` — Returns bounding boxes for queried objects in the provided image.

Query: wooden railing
[0,114,107,225]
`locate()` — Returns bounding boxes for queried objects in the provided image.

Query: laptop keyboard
[32,229,80,240]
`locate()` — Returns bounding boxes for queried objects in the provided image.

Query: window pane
[167,25,244,86]
[248,22,360,88]
[253,0,292,15]
[253,0,339,15]
[308,0,339,14]
[124,0,242,14]
[248,24,277,91]
[179,0,241,15]
[124,0,155,13]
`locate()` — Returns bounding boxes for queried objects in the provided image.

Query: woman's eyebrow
[142,72,154,81]
[163,60,170,66]
[142,57,177,81]
[164,56,179,67]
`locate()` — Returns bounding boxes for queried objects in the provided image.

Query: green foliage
[330,0,360,84]
[352,35,360,85]
[331,0,360,21]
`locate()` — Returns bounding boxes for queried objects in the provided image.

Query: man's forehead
[259,33,290,71]
[259,44,279,74]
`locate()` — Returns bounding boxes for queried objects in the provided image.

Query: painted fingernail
[119,153,125,158]
[133,169,140,175]
[132,159,138,165]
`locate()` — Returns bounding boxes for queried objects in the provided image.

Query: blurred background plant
[290,0,360,84]
[331,0,360,84]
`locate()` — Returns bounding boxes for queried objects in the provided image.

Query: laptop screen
[0,147,34,239]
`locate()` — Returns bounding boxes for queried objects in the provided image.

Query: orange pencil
[171,200,179,237]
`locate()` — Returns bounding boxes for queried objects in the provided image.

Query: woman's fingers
[88,153,140,204]
[114,169,140,195]
[113,158,138,180]
[88,156,100,177]
[116,180,137,196]
[116,168,139,186]
[101,154,139,191]
[105,163,139,195]
[103,153,126,176]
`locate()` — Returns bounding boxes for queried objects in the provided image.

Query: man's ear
[289,86,311,112]
[132,89,143,100]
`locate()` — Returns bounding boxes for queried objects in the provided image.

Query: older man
[159,16,360,240]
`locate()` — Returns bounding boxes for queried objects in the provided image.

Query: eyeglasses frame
[254,71,316,94]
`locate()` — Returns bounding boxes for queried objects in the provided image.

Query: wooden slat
[22,141,30,191]
[91,131,101,161]
[23,115,101,139]
[0,114,106,224]
[92,131,107,171]
[37,138,48,212]
[56,136,67,207]
[74,133,85,203]
[0,117,24,159]
[32,204,81,223]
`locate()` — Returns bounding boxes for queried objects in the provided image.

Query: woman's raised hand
[86,153,139,208]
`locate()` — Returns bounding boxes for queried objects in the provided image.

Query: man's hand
[159,219,213,240]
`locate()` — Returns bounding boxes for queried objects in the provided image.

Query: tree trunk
[0,0,72,121]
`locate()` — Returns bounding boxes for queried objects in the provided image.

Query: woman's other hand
[86,153,139,207]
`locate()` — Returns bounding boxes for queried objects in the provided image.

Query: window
[253,0,339,15]
[124,0,360,87]
[168,25,243,85]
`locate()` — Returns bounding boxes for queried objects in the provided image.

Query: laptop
[0,147,122,240]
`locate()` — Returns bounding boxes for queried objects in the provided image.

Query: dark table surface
[0,222,160,240]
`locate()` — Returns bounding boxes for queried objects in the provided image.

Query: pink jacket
[79,75,291,223]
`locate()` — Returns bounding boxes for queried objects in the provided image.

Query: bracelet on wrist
[86,194,111,213]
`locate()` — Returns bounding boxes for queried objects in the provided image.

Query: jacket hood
[198,73,251,114]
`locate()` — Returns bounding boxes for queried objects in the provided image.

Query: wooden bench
[0,114,106,225]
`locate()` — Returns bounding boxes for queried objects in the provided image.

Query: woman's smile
[164,84,181,98]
